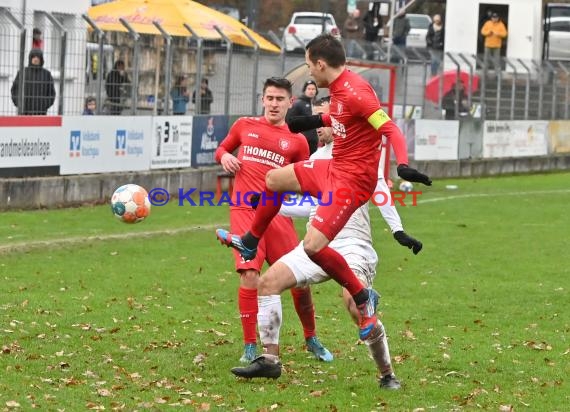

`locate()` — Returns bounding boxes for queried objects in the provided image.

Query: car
[381,13,432,48]
[283,12,341,53]
[544,16,570,61]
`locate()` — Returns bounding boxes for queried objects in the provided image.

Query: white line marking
[0,223,224,255]
[416,189,570,204]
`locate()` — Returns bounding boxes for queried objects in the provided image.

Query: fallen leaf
[499,405,513,412]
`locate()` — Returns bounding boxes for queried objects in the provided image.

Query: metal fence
[1,7,569,121]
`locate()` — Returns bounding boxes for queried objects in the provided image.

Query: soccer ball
[111,184,151,223]
[399,181,414,193]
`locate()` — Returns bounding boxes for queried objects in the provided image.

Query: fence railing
[1,10,569,120]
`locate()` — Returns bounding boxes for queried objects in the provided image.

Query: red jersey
[326,69,382,183]
[215,116,309,209]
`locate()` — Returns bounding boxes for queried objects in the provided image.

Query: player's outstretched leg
[231,355,282,379]
[357,288,380,340]
[306,336,333,362]
[216,229,257,261]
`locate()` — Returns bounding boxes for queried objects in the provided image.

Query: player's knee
[265,169,279,191]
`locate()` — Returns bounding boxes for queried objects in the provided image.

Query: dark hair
[302,79,317,92]
[315,96,331,106]
[33,28,42,36]
[306,33,346,68]
[114,60,125,70]
[263,77,293,96]
[85,96,96,106]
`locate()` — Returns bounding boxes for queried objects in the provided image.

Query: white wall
[445,0,543,62]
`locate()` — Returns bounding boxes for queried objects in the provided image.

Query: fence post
[153,21,172,116]
[459,53,474,109]
[119,18,140,115]
[39,12,66,115]
[517,59,531,120]
[557,62,569,119]
[82,14,105,115]
[214,25,233,116]
[503,58,517,120]
[0,7,26,115]
[184,24,203,115]
[242,29,260,115]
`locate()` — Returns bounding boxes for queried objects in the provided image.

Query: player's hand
[287,114,324,133]
[249,193,261,209]
[221,153,241,174]
[393,231,423,255]
[397,164,432,186]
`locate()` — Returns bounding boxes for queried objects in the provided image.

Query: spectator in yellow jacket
[481,12,507,70]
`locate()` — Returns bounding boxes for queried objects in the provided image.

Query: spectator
[32,28,43,50]
[343,9,363,58]
[286,80,319,154]
[442,81,469,120]
[105,60,130,115]
[363,8,381,59]
[481,12,507,71]
[192,78,213,115]
[170,74,190,115]
[83,96,97,115]
[392,13,411,47]
[10,49,55,115]
[426,14,445,76]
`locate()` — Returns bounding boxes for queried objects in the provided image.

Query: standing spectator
[105,60,130,115]
[170,74,190,115]
[286,80,319,154]
[192,78,213,115]
[83,96,97,115]
[442,81,469,120]
[363,8,381,59]
[481,12,507,71]
[32,28,43,50]
[11,49,55,115]
[426,14,445,76]
[343,9,363,58]
[392,13,411,47]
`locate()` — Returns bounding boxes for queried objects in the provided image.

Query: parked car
[544,16,570,61]
[381,13,432,48]
[283,12,341,52]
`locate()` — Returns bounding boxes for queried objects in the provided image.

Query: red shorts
[293,159,376,241]
[230,208,299,272]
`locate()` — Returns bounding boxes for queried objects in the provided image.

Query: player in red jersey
[214,77,332,364]
[216,34,431,342]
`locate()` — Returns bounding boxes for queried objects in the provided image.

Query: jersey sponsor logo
[247,132,259,138]
[242,144,285,167]
[279,138,290,151]
[330,116,346,139]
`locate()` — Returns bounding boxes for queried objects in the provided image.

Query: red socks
[290,287,316,339]
[250,189,282,238]
[309,246,365,298]
[238,287,258,344]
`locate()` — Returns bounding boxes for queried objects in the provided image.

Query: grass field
[0,172,569,411]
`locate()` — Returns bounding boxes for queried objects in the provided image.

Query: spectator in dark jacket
[392,13,411,47]
[11,49,55,115]
[426,14,445,76]
[192,78,214,115]
[285,80,319,154]
[105,60,130,115]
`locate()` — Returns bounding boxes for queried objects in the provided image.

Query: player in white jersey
[231,97,423,389]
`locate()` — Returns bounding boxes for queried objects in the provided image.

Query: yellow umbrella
[88,0,280,53]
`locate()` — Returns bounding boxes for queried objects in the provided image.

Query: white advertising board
[414,119,459,161]
[59,116,152,175]
[483,121,548,158]
[0,117,63,167]
[150,116,192,169]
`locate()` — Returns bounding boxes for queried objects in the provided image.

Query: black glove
[287,114,324,133]
[393,231,423,255]
[397,164,432,186]
[249,193,261,209]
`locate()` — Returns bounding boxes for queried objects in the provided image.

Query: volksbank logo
[69,130,81,158]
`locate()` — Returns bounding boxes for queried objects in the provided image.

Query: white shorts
[278,238,378,288]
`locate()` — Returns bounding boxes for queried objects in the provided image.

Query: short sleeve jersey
[217,116,309,209]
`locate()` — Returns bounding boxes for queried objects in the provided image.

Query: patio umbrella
[425,70,480,103]
[87,0,280,53]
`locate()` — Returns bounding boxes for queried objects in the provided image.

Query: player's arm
[286,113,330,133]
[367,109,432,186]
[373,177,422,255]
[215,120,243,173]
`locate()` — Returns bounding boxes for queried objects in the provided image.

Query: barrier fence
[1,7,570,121]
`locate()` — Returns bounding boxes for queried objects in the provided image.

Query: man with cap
[11,49,56,115]
[286,80,319,154]
[480,12,507,71]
